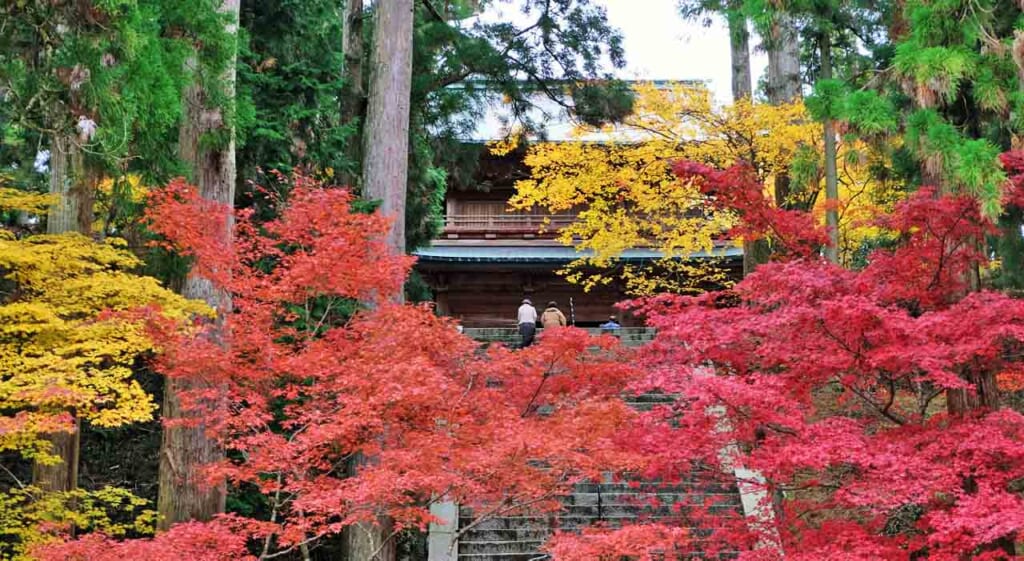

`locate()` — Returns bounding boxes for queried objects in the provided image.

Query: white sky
[598,0,768,103]
[468,0,771,140]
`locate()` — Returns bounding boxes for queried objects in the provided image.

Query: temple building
[413,82,742,328]
[418,82,758,561]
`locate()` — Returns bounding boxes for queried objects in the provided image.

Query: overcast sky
[598,0,768,103]
[469,0,771,140]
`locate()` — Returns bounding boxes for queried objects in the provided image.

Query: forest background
[2,0,1024,560]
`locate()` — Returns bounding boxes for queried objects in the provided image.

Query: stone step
[459,528,553,542]
[458,516,556,532]
[458,539,547,555]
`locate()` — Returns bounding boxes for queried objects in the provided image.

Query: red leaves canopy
[620,162,1024,560]
[44,161,1024,561]
[47,175,645,559]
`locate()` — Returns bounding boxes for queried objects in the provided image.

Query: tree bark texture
[725,8,766,276]
[766,13,801,209]
[342,0,365,123]
[766,16,801,105]
[361,0,414,255]
[157,0,239,531]
[345,498,397,561]
[32,419,81,493]
[348,5,413,557]
[46,133,95,236]
[34,133,95,493]
[341,0,366,187]
[821,37,840,264]
[726,5,752,102]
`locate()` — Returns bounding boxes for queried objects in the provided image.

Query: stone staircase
[443,328,745,561]
[462,327,657,348]
[456,475,743,561]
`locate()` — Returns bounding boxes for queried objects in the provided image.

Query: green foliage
[905,109,1006,215]
[841,91,899,135]
[0,1,232,185]
[236,0,355,184]
[571,80,637,127]
[893,44,977,104]
[952,139,1005,215]
[806,78,848,121]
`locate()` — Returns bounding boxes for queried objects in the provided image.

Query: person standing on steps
[517,298,538,348]
[541,301,567,330]
[600,315,621,335]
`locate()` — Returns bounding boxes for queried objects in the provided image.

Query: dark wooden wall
[428,268,636,328]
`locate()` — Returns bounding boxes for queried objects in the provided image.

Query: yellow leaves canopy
[508,83,900,291]
[0,188,56,216]
[509,83,818,293]
[0,233,209,461]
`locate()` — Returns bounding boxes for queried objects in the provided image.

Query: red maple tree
[601,165,1024,560]
[37,175,647,560]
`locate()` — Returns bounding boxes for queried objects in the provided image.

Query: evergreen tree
[157,0,240,531]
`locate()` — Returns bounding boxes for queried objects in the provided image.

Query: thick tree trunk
[345,500,397,561]
[766,14,801,207]
[821,37,840,264]
[46,134,94,236]
[157,0,239,531]
[766,17,801,105]
[32,420,80,493]
[726,5,752,102]
[347,3,413,558]
[34,133,94,493]
[341,0,366,187]
[947,369,1000,415]
[342,0,365,123]
[726,9,767,277]
[361,0,414,255]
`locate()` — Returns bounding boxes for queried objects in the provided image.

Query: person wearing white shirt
[517,298,538,348]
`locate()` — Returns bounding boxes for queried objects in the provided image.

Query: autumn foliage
[615,165,1024,559]
[35,175,651,559]
[23,159,1024,561]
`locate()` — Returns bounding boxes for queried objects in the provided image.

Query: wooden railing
[444,213,577,233]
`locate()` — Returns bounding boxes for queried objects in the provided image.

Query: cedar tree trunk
[361,0,414,256]
[156,0,239,531]
[821,36,840,264]
[33,133,95,492]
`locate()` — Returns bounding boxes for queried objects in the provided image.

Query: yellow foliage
[509,82,819,293]
[93,175,151,234]
[0,233,206,557]
[810,138,905,266]
[0,188,56,215]
[508,82,899,291]
[95,175,149,206]
[487,134,521,157]
[0,486,155,560]
[0,233,210,459]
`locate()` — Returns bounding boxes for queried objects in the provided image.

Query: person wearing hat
[541,301,567,329]
[517,298,538,347]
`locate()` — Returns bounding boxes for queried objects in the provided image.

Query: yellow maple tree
[0,231,208,455]
[506,82,899,292]
[0,228,209,558]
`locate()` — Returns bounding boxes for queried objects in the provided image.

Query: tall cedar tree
[362,0,415,257]
[0,0,229,496]
[158,0,240,530]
